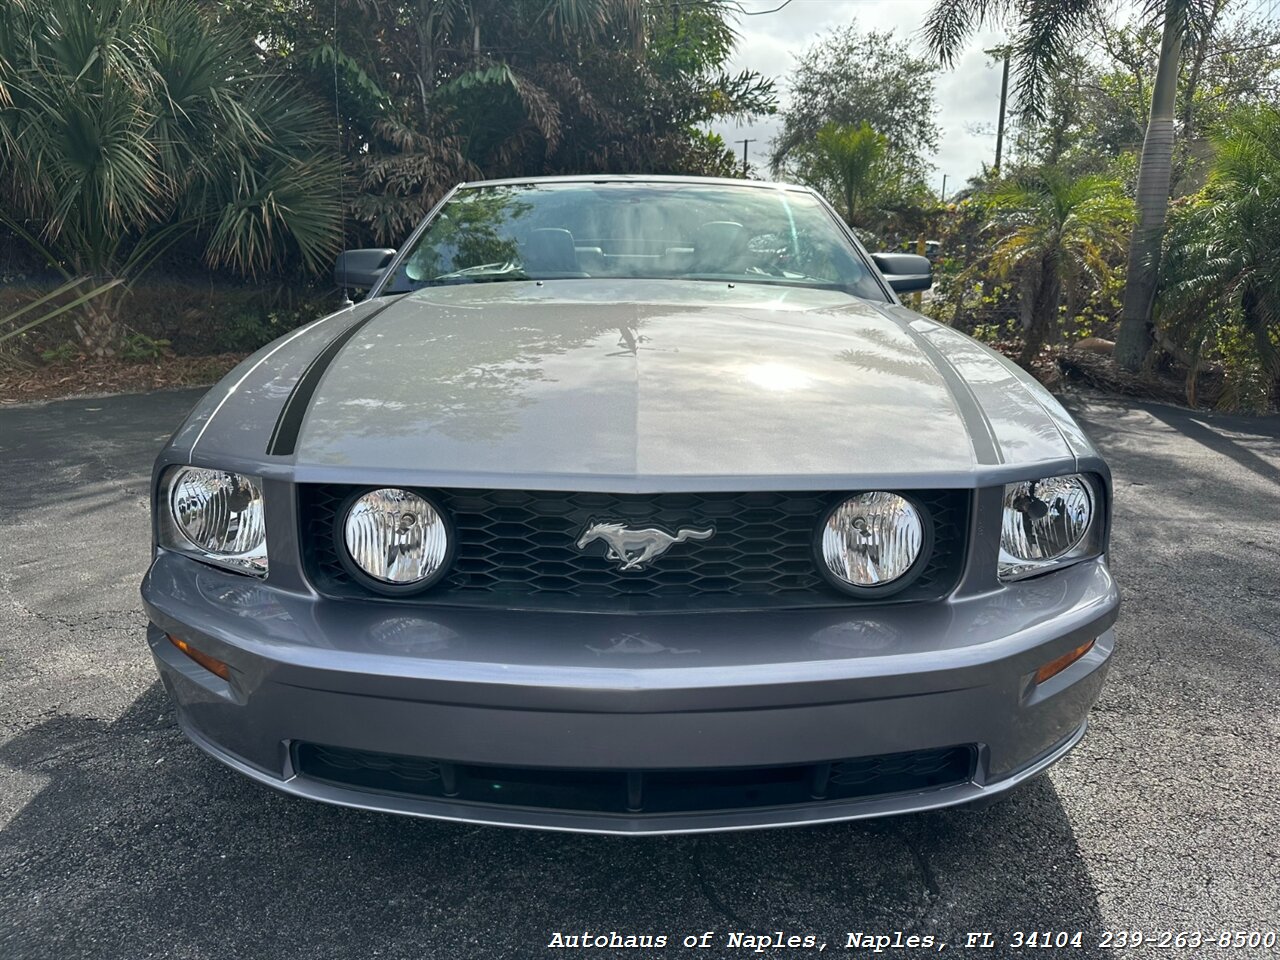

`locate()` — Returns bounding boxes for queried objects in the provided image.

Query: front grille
[299,486,969,611]
[293,742,977,816]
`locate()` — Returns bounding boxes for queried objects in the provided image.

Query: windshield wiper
[419,263,530,286]
[681,273,847,292]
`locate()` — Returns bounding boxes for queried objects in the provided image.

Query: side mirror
[871,253,932,295]
[334,248,396,293]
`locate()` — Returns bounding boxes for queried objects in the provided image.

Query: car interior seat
[690,221,749,275]
[520,227,589,277]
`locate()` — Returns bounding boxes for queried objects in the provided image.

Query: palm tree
[0,0,342,355]
[0,278,122,350]
[1159,107,1280,410]
[790,122,918,235]
[925,0,1201,372]
[985,170,1133,365]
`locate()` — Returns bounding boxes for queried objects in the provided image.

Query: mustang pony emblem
[576,521,714,571]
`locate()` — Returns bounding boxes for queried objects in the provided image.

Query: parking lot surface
[1,389,1278,959]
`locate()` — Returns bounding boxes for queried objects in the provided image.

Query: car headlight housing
[341,488,451,591]
[160,467,268,577]
[999,474,1100,581]
[818,492,927,594]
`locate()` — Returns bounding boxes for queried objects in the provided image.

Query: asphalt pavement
[1,388,1278,960]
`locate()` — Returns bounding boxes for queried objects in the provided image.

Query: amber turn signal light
[1034,639,1095,685]
[167,633,231,681]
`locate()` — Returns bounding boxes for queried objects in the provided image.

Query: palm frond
[1157,105,1280,408]
[0,277,124,347]
[0,0,345,351]
[924,0,1012,66]
[1011,0,1096,120]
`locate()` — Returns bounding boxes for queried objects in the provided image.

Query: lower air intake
[293,743,977,816]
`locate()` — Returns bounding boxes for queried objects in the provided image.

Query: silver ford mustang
[142,175,1118,834]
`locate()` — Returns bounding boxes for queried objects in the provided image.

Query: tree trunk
[1114,0,1184,373]
[1018,273,1035,333]
[73,296,121,357]
[1020,255,1061,367]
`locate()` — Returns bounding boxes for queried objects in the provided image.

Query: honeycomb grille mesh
[293,742,977,816]
[830,748,967,787]
[308,744,442,784]
[299,486,968,610]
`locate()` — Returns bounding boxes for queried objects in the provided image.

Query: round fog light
[342,488,450,589]
[820,492,926,592]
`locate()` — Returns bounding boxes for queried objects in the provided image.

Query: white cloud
[708,0,1009,193]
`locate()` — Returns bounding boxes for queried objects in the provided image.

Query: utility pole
[735,138,757,177]
[986,45,1012,174]
[940,174,947,203]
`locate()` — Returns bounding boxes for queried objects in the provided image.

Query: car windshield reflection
[383,181,886,300]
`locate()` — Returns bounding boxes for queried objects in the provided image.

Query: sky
[707,0,1015,195]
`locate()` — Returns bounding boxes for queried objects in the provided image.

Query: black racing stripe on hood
[266,296,406,456]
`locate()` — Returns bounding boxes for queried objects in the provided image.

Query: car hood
[206,279,1079,490]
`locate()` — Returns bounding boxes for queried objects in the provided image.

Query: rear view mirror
[871,253,932,295]
[334,248,396,293]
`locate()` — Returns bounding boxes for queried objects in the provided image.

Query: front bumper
[142,552,1118,834]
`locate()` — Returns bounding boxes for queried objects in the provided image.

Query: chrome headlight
[161,467,267,576]
[999,474,1099,581]
[342,488,451,590]
[819,492,926,593]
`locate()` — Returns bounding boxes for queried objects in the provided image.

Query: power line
[1239,0,1280,20]
[658,0,808,12]
[739,0,796,14]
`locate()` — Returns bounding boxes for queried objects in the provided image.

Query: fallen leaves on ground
[0,354,248,404]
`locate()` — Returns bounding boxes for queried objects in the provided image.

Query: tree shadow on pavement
[0,390,201,516]
[1137,405,1280,487]
[1,686,1108,960]
[1066,398,1280,482]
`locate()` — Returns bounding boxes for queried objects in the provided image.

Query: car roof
[455,174,815,193]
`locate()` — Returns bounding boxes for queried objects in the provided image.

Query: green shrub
[40,343,78,364]
[1158,107,1280,410]
[214,310,299,353]
[119,333,172,361]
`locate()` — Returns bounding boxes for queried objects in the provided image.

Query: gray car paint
[144,175,1119,833]
[297,282,1045,477]
[173,297,388,462]
[172,281,1097,493]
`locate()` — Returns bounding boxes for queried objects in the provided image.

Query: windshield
[382,181,887,300]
